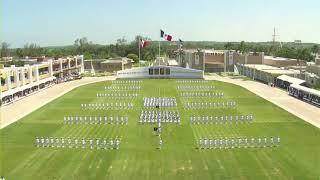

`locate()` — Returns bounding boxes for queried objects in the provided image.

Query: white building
[117,66,203,79]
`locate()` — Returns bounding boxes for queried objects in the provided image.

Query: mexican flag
[160,30,173,41]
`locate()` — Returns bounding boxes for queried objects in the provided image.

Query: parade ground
[0,79,319,179]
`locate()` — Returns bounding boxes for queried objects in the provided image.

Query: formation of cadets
[81,102,134,110]
[104,86,141,91]
[143,97,177,108]
[177,85,215,91]
[35,136,121,150]
[180,92,224,98]
[96,93,138,98]
[112,80,142,84]
[190,114,253,125]
[63,115,128,125]
[198,136,280,149]
[176,80,208,84]
[139,110,181,124]
[185,101,237,109]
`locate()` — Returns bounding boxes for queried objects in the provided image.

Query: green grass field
[1,79,320,180]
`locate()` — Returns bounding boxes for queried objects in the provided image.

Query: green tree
[311,44,319,54]
[0,42,10,57]
[127,53,139,63]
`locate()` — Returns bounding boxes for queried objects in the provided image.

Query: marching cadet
[213,138,217,149]
[190,116,193,124]
[41,137,45,147]
[238,137,242,149]
[45,137,50,148]
[102,139,107,150]
[96,138,99,149]
[50,137,54,147]
[35,136,40,147]
[81,137,86,148]
[74,137,78,148]
[94,116,98,125]
[89,116,93,124]
[209,138,213,149]
[104,116,108,125]
[219,137,223,149]
[199,137,203,149]
[244,136,248,148]
[99,116,102,125]
[264,136,267,148]
[110,116,113,124]
[209,116,213,124]
[79,116,82,124]
[64,116,67,124]
[109,138,114,150]
[61,137,65,148]
[251,136,255,147]
[115,137,120,150]
[55,137,60,147]
[66,136,71,148]
[257,137,261,148]
[277,136,280,146]
[230,116,233,124]
[203,138,208,149]
[231,137,235,149]
[235,116,239,124]
[224,137,228,150]
[270,136,274,147]
[121,116,124,125]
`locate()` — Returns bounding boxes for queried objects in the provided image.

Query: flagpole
[158,40,161,58]
[138,37,141,67]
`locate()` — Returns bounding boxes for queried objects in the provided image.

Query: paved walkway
[204,75,320,128]
[0,76,116,129]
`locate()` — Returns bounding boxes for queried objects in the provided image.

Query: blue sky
[1,0,320,47]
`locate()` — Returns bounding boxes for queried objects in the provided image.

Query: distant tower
[272,27,282,48]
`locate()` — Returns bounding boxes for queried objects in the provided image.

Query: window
[195,54,199,65]
[149,68,153,75]
[155,68,159,75]
[165,68,170,75]
[160,68,164,75]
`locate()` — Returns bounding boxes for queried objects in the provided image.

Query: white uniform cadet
[35,137,40,147]
[109,139,114,150]
[82,138,86,148]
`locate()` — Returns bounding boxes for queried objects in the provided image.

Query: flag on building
[160,30,173,41]
[141,39,147,48]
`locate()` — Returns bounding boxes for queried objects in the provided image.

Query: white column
[59,59,63,72]
[13,68,20,87]
[80,55,84,73]
[35,65,40,82]
[48,60,53,77]
[5,69,11,90]
[21,68,26,86]
[75,57,78,68]
[224,51,227,72]
[28,66,33,83]
[68,58,71,75]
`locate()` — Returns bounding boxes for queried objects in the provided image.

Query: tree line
[1,37,319,67]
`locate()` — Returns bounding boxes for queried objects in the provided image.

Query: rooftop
[243,64,300,75]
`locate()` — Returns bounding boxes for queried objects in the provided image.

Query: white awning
[277,75,305,85]
[1,76,56,98]
[290,84,320,97]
